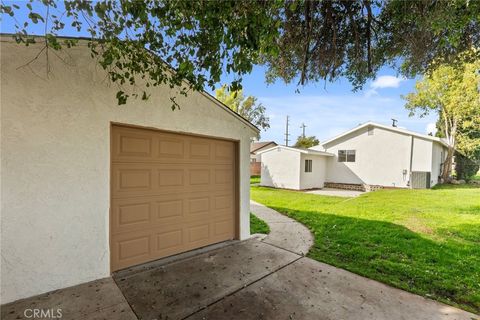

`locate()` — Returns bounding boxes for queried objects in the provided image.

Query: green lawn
[251,185,480,313]
[250,213,270,234]
[250,175,260,184]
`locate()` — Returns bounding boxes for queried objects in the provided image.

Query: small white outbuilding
[258,146,334,190]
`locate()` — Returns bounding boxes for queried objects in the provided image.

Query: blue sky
[1,3,439,144]
[217,67,438,143]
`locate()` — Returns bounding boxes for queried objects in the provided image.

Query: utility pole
[391,118,398,127]
[300,123,307,138]
[285,115,290,146]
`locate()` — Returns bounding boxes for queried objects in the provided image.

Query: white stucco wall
[411,137,433,172]
[319,126,413,187]
[1,39,256,303]
[431,142,447,186]
[260,148,300,189]
[299,154,327,189]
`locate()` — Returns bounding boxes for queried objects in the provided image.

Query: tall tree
[2,1,479,105]
[215,85,270,135]
[294,136,320,149]
[404,55,480,181]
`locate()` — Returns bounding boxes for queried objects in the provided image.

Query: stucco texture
[299,154,327,189]
[319,126,447,188]
[261,148,301,189]
[0,38,256,303]
[260,147,329,190]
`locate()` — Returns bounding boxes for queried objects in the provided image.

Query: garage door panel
[158,169,185,187]
[188,169,211,185]
[214,194,233,209]
[112,233,152,270]
[213,219,235,237]
[118,168,152,190]
[214,141,234,162]
[111,125,237,271]
[155,229,183,252]
[187,196,210,214]
[158,137,185,159]
[112,193,232,235]
[156,199,184,219]
[187,223,210,243]
[113,164,232,198]
[214,168,233,184]
[113,128,154,159]
[117,202,152,226]
[188,141,212,160]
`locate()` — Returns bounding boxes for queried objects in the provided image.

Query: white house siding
[261,148,300,189]
[411,137,433,172]
[1,39,256,303]
[431,142,447,186]
[319,126,412,188]
[299,154,327,189]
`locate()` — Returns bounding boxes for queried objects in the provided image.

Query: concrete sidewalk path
[192,257,477,320]
[2,204,477,320]
[195,202,478,320]
[250,200,314,255]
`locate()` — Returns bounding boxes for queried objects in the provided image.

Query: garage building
[1,35,258,303]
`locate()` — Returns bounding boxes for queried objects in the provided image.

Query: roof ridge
[322,121,449,147]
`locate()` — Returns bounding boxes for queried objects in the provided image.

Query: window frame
[346,150,356,162]
[338,150,356,162]
[305,159,313,173]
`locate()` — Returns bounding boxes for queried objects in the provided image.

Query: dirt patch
[404,214,434,234]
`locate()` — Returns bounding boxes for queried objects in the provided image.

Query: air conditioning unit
[411,171,431,189]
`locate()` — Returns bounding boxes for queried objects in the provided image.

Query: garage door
[110,125,237,271]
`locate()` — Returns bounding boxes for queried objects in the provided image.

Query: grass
[250,213,270,234]
[251,185,480,313]
[250,175,261,184]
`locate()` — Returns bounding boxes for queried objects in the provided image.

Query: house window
[305,159,313,172]
[338,150,356,162]
[368,126,374,135]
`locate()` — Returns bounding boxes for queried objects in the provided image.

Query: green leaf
[28,12,44,24]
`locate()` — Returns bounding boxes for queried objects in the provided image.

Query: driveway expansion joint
[182,256,304,320]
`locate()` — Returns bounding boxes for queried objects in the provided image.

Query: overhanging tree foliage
[1,0,479,106]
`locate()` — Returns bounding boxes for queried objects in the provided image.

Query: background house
[259,146,333,189]
[260,122,448,191]
[250,141,277,175]
[1,36,257,303]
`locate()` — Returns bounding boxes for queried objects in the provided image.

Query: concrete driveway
[2,203,477,320]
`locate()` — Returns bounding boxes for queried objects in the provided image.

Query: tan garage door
[110,125,237,271]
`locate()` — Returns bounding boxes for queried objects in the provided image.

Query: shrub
[454,152,479,181]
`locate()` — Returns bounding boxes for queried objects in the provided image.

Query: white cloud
[371,75,405,89]
[364,88,378,98]
[363,75,405,98]
[426,122,437,135]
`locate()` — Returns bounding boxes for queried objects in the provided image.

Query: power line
[285,115,290,146]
